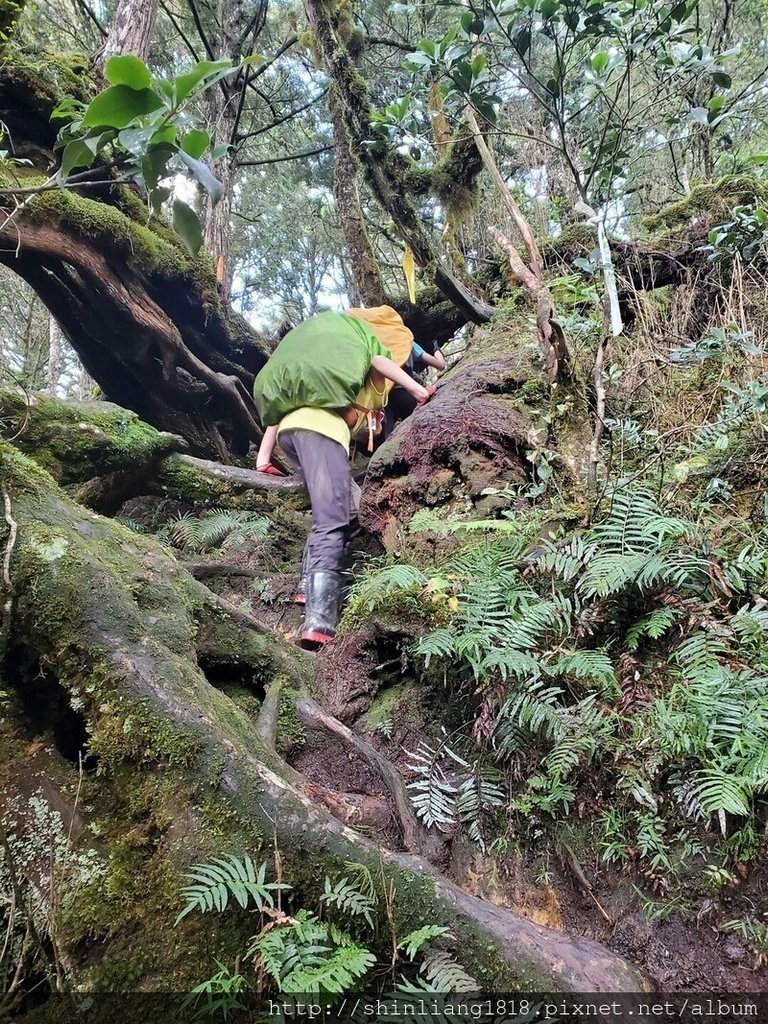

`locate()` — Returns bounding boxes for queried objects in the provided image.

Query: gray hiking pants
[280,429,360,573]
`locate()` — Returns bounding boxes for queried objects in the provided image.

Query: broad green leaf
[141,144,176,189]
[591,51,609,74]
[105,55,152,90]
[149,185,171,216]
[172,199,204,255]
[181,129,211,159]
[82,85,163,129]
[59,139,95,178]
[174,58,234,105]
[118,125,155,154]
[178,149,224,204]
[711,70,732,89]
[471,53,487,77]
[513,27,531,55]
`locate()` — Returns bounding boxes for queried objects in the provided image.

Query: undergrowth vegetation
[345,296,768,897]
[176,855,477,1018]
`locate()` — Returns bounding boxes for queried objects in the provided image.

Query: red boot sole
[300,629,335,648]
[294,594,306,605]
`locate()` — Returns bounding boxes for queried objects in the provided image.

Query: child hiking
[252,308,432,648]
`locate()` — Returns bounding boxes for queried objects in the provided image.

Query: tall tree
[94,0,160,67]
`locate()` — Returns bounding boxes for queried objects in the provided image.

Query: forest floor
[116,492,768,996]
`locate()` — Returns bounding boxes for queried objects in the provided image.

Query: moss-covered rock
[0,389,182,486]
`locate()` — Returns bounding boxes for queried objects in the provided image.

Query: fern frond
[175,856,287,924]
[397,925,452,961]
[626,608,680,651]
[673,631,730,675]
[346,563,428,615]
[685,768,752,833]
[420,950,478,992]
[321,876,377,928]
[414,628,457,666]
[548,650,618,696]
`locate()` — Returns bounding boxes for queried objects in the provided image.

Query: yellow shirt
[276,380,388,456]
[278,408,350,453]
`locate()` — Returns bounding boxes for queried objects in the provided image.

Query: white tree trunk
[47,316,63,397]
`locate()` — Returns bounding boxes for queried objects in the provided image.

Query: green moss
[540,222,595,264]
[275,678,306,755]
[359,681,423,732]
[644,174,768,233]
[521,377,549,403]
[2,44,93,104]
[216,683,262,719]
[0,389,181,484]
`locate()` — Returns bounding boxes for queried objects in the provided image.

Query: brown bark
[361,320,541,544]
[329,90,386,305]
[94,0,160,68]
[202,0,267,299]
[0,194,269,458]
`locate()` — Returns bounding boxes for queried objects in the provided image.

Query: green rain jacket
[253,311,392,427]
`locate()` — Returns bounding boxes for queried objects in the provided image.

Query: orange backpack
[345,305,414,376]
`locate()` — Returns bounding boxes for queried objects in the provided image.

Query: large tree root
[0,443,653,992]
[0,390,308,515]
[361,319,543,545]
[296,693,443,862]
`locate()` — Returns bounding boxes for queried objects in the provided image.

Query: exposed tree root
[172,454,304,494]
[182,561,264,579]
[361,332,540,544]
[296,693,443,862]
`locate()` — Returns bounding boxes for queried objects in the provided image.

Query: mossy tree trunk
[0,187,269,459]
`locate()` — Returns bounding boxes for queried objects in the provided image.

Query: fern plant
[321,865,377,929]
[175,855,287,923]
[162,508,270,553]
[249,909,375,995]
[179,857,478,1005]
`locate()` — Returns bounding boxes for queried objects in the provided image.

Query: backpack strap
[350,403,385,452]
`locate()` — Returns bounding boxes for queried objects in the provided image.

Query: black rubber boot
[300,570,344,648]
[294,546,309,605]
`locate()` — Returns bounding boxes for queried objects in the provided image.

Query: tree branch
[236,89,328,144]
[71,0,106,36]
[185,0,216,60]
[159,0,202,62]
[466,108,543,279]
[238,144,334,167]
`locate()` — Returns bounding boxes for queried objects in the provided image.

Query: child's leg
[256,425,279,470]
